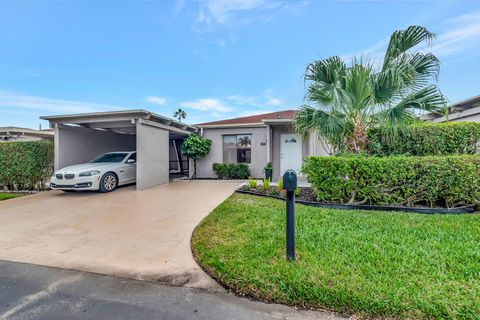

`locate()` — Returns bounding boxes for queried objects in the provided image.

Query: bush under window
[212,163,250,179]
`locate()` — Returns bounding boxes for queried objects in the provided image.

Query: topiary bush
[368,122,480,156]
[302,155,480,208]
[212,163,250,179]
[0,141,54,191]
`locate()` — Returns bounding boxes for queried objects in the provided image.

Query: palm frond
[293,105,348,150]
[383,26,436,70]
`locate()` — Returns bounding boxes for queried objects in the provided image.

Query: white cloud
[227,94,257,105]
[181,0,309,47]
[144,96,168,106]
[228,91,283,107]
[0,90,120,114]
[340,11,480,66]
[429,13,480,57]
[263,90,283,106]
[180,98,233,112]
[196,0,282,25]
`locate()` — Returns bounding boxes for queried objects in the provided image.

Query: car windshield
[90,153,129,163]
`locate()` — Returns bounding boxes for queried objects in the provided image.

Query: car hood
[56,163,114,173]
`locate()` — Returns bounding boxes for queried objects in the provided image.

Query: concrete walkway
[0,182,239,290]
[0,260,345,320]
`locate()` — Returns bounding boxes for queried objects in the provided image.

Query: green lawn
[0,192,23,201]
[192,193,480,319]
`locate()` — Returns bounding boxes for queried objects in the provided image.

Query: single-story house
[0,126,54,142]
[195,110,329,180]
[40,109,329,189]
[422,95,480,123]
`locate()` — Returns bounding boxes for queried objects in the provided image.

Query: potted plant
[264,162,273,181]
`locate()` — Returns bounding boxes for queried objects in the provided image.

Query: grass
[0,192,23,201]
[192,193,480,319]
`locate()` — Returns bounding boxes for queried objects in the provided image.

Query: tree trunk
[193,160,197,179]
[352,114,367,153]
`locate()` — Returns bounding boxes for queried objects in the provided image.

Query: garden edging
[235,189,475,214]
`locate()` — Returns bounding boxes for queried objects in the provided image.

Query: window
[223,134,252,164]
[90,152,129,163]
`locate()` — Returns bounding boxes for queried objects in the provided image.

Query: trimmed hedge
[302,155,480,208]
[0,141,54,190]
[212,163,250,179]
[369,122,480,156]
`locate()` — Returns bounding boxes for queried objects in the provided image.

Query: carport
[41,110,197,189]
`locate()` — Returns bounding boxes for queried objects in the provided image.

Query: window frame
[222,134,252,164]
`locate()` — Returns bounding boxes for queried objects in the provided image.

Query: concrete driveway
[0,181,239,290]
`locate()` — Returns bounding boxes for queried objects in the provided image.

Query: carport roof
[41,109,198,135]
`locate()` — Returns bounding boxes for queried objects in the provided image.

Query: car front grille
[56,174,63,179]
[64,174,75,179]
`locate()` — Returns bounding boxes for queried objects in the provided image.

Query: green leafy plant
[368,122,480,155]
[295,187,301,197]
[181,134,212,179]
[264,162,273,172]
[302,155,480,208]
[247,177,257,189]
[276,179,283,191]
[293,26,446,153]
[262,178,270,191]
[0,141,54,191]
[212,163,250,179]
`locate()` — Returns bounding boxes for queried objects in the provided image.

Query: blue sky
[0,0,479,129]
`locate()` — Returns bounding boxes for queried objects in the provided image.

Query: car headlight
[79,170,101,177]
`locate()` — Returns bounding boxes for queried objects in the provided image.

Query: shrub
[369,122,480,156]
[302,155,480,208]
[277,179,283,191]
[0,141,54,191]
[248,177,257,188]
[212,163,250,179]
[262,178,270,191]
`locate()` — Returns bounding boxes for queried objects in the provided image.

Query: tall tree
[173,108,187,122]
[293,26,447,153]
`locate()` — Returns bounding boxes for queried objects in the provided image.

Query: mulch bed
[237,187,475,214]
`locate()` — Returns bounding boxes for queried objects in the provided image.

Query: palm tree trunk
[352,114,367,153]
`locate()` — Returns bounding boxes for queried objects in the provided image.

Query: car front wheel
[99,172,118,193]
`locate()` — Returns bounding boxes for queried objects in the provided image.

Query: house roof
[0,126,54,139]
[422,95,480,122]
[195,110,297,127]
[41,109,198,135]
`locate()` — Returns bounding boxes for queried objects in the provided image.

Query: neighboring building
[422,95,480,123]
[195,110,330,180]
[0,126,54,142]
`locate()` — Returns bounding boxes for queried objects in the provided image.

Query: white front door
[280,133,303,177]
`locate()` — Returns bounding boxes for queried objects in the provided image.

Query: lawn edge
[190,194,353,320]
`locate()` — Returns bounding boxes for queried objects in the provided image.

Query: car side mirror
[127,159,136,164]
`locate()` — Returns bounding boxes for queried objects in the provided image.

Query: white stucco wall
[136,122,169,189]
[196,126,268,178]
[54,125,136,170]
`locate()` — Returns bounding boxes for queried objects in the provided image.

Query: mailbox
[283,170,297,191]
[283,169,297,261]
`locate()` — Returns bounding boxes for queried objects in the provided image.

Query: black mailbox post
[283,170,297,261]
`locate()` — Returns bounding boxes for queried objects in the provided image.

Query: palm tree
[293,26,447,153]
[173,108,187,122]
